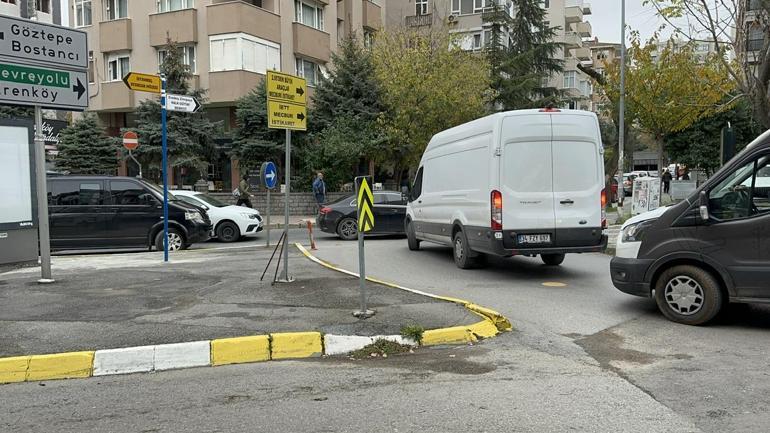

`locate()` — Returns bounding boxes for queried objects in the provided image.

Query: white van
[405,109,608,268]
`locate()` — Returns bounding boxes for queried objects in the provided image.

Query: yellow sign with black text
[267,100,307,131]
[266,70,307,105]
[356,176,375,232]
[122,72,161,94]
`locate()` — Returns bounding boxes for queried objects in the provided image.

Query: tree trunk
[657,135,666,198]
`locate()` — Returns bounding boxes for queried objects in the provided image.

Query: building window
[106,53,130,82]
[295,0,324,31]
[451,0,488,15]
[296,57,323,86]
[157,0,193,12]
[748,25,764,52]
[209,33,280,74]
[415,0,428,15]
[363,30,375,48]
[543,0,549,8]
[88,51,95,83]
[563,71,576,89]
[748,0,763,11]
[74,0,92,27]
[104,0,127,20]
[578,79,591,96]
[36,0,50,13]
[0,0,17,4]
[158,45,197,74]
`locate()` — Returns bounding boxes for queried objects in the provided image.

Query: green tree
[371,28,492,179]
[231,79,285,173]
[0,104,33,119]
[129,39,220,181]
[55,114,117,175]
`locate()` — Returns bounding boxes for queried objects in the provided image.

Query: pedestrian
[312,172,326,209]
[662,168,672,194]
[237,174,253,208]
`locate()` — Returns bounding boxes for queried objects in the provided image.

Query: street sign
[260,161,278,190]
[123,131,138,151]
[0,61,87,111]
[166,93,200,113]
[356,176,375,232]
[266,70,307,105]
[122,72,161,94]
[267,100,307,131]
[0,15,88,70]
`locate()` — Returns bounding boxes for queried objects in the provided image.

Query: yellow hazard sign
[356,176,374,232]
[267,100,307,131]
[122,72,161,94]
[266,70,307,105]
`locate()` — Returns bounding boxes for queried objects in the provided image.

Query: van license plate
[518,234,551,244]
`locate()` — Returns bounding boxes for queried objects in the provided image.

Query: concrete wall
[210,192,349,215]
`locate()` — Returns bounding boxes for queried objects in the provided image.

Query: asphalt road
[4,231,770,432]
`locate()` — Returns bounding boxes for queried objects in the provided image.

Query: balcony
[149,8,198,47]
[99,19,132,52]
[565,6,583,24]
[100,81,134,111]
[571,21,591,38]
[362,0,382,29]
[564,31,582,49]
[293,23,331,63]
[405,14,432,27]
[209,70,263,104]
[207,1,281,44]
[573,47,591,61]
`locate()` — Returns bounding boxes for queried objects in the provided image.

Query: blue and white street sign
[261,161,278,190]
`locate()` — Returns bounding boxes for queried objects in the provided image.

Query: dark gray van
[48,176,211,252]
[611,130,770,325]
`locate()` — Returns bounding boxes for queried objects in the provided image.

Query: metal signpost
[122,131,142,178]
[260,161,278,247]
[353,176,375,318]
[0,16,89,283]
[266,70,307,282]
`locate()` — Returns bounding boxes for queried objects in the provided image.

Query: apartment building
[68,0,381,188]
[543,0,592,110]
[735,0,765,66]
[584,38,620,114]
[0,0,63,24]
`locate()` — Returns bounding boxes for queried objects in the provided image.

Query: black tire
[654,265,723,325]
[336,217,358,241]
[406,219,420,251]
[216,221,241,243]
[541,253,565,266]
[154,227,187,252]
[452,230,479,269]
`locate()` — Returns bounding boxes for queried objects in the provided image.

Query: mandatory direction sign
[266,70,307,105]
[260,161,278,189]
[166,93,201,113]
[0,61,87,111]
[355,176,375,232]
[0,15,88,70]
[122,72,161,93]
[123,131,139,150]
[267,100,307,131]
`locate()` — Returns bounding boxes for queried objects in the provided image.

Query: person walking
[237,174,253,208]
[312,172,326,209]
[662,168,672,194]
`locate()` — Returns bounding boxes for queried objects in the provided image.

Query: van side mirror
[699,190,709,221]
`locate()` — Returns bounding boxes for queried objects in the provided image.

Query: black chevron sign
[356,176,375,232]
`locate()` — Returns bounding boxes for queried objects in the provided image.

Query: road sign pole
[161,75,169,262]
[280,129,291,282]
[34,105,53,283]
[353,177,374,318]
[128,149,142,178]
[266,188,271,248]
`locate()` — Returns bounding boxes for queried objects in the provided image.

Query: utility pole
[619,0,627,209]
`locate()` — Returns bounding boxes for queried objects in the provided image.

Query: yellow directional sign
[122,72,161,94]
[266,70,307,105]
[356,176,375,232]
[267,100,307,131]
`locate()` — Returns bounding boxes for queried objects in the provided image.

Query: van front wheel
[155,228,187,252]
[654,265,723,325]
[453,230,479,269]
[541,253,565,266]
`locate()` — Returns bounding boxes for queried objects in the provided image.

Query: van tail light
[491,190,503,231]
[319,207,332,215]
[601,189,607,229]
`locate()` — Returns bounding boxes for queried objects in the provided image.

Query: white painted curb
[93,345,155,376]
[154,341,211,371]
[324,334,417,356]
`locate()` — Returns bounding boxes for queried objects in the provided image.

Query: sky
[585,0,678,44]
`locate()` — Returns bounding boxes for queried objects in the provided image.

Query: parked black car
[317,191,408,240]
[47,176,211,251]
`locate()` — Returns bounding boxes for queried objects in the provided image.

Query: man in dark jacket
[662,169,673,194]
[312,172,326,208]
[237,174,253,208]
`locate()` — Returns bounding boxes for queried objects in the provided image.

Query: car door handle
[418,200,422,204]
[560,199,574,205]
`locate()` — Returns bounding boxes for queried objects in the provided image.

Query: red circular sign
[123,131,139,151]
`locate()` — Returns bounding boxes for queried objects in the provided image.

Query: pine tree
[231,79,285,172]
[0,104,33,119]
[55,114,117,175]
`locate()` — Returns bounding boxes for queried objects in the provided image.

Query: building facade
[1,0,63,24]
[584,38,620,114]
[67,0,381,189]
[543,0,592,110]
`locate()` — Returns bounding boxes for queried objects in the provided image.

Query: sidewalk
[261,215,317,229]
[0,245,477,358]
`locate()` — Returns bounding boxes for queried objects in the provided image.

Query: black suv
[47,176,211,251]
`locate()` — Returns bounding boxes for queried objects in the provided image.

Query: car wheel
[216,221,241,243]
[453,230,479,269]
[654,265,723,325]
[541,253,565,266]
[336,218,358,241]
[406,220,420,251]
[155,228,186,252]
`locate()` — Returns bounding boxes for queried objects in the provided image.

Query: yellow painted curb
[422,326,477,346]
[466,319,500,339]
[270,332,323,360]
[211,335,270,366]
[466,303,513,332]
[0,356,30,384]
[26,351,94,381]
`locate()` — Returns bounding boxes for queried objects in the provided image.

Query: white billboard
[0,125,34,227]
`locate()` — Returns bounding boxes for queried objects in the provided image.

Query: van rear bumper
[486,236,608,256]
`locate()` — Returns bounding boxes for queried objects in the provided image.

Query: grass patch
[400,325,424,344]
[349,339,413,359]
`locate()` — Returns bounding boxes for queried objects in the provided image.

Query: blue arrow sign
[261,161,278,190]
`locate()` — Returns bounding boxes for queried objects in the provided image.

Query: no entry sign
[123,131,138,151]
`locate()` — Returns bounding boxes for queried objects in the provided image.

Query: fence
[210,192,349,216]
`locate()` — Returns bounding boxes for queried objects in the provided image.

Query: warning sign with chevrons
[356,176,374,232]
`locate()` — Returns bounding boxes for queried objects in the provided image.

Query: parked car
[317,191,408,240]
[405,108,607,268]
[172,190,263,242]
[611,129,770,325]
[47,176,211,252]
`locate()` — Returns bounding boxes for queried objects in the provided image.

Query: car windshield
[143,181,178,201]
[194,193,228,208]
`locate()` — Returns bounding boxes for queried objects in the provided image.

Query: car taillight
[601,189,607,229]
[491,190,503,231]
[319,207,332,215]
